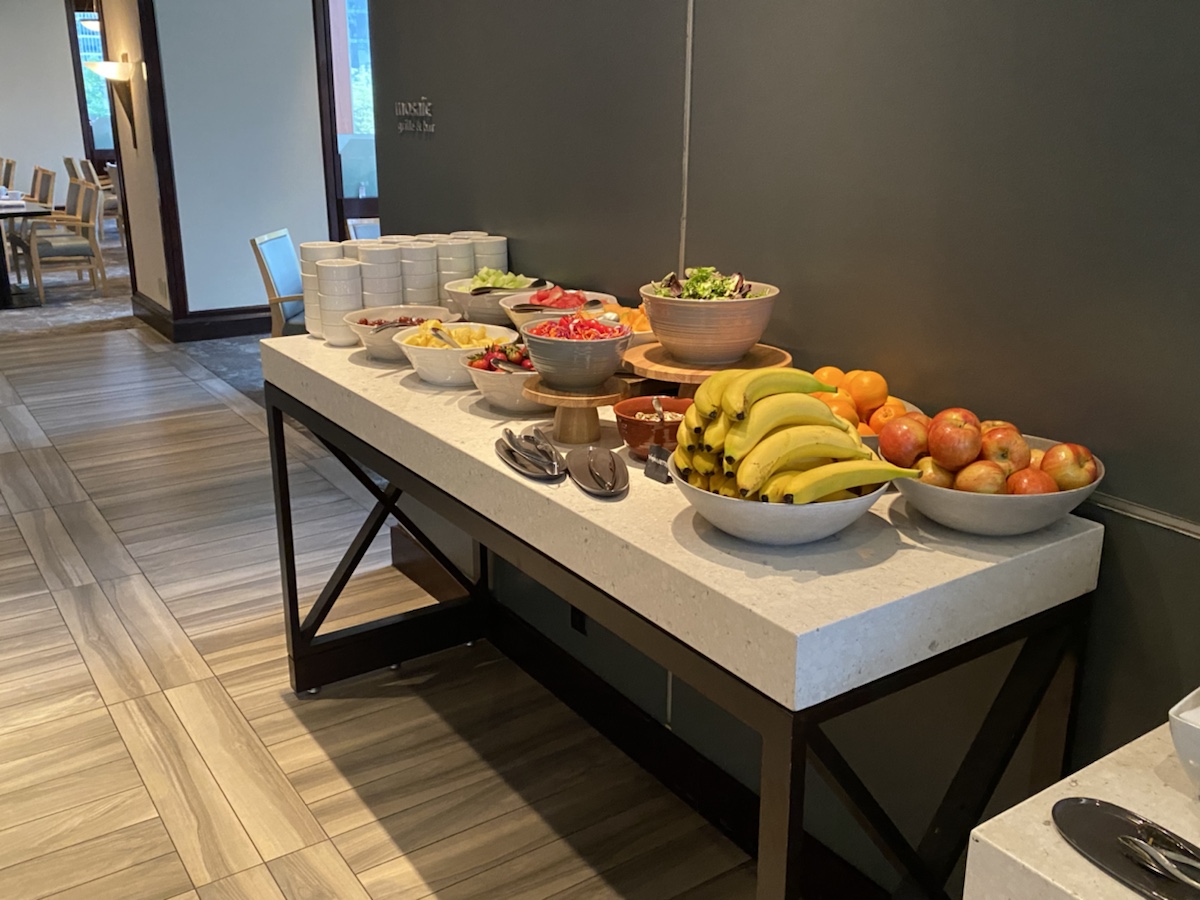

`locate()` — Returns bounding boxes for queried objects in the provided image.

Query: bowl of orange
[598,302,656,347]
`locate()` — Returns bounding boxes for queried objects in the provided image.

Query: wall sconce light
[85,53,138,149]
[81,19,101,33]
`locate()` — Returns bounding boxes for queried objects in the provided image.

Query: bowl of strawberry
[500,287,617,330]
[520,314,632,392]
[460,343,551,414]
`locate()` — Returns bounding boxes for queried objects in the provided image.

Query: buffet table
[260,336,1105,900]
[965,725,1198,899]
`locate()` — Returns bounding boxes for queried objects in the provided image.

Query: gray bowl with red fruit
[460,343,551,414]
[519,315,632,393]
[344,306,461,361]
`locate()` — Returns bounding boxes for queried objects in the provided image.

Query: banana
[721,368,838,421]
[672,444,693,475]
[684,402,706,436]
[687,469,709,490]
[736,426,870,496]
[692,449,720,476]
[725,393,851,464]
[756,459,837,502]
[717,477,741,498]
[693,368,747,420]
[703,414,731,454]
[782,460,920,505]
[814,489,858,503]
[676,420,698,453]
[708,471,732,495]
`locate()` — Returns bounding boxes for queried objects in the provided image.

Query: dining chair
[63,157,80,181]
[0,158,14,190]
[80,159,120,239]
[346,217,381,240]
[250,228,306,337]
[12,181,107,305]
[10,178,84,285]
[31,167,55,206]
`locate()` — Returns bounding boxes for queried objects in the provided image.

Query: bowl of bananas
[668,366,920,544]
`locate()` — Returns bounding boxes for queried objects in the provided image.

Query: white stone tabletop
[261,337,1105,710]
[965,725,1200,899]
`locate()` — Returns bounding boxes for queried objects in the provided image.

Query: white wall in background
[154,0,328,312]
[98,0,172,308]
[0,0,85,205]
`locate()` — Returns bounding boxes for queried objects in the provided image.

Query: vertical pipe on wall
[677,0,695,275]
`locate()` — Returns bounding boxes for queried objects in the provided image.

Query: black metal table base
[266,383,1090,900]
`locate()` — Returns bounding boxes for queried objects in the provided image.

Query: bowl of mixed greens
[444,269,547,326]
[639,267,779,366]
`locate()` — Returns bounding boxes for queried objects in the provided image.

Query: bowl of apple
[882,409,1104,536]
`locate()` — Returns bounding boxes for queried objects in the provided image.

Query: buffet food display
[297,249,1103,544]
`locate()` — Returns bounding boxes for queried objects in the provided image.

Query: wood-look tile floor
[0,327,752,899]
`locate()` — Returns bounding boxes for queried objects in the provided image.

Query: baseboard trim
[131,293,271,343]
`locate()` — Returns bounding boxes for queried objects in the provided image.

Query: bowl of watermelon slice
[500,287,616,330]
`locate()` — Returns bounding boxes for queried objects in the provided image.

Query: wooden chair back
[250,229,303,300]
[75,182,100,239]
[0,158,13,190]
[63,179,84,219]
[31,167,55,205]
[63,157,80,181]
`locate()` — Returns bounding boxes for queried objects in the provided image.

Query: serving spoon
[508,298,604,314]
[469,279,548,296]
[1119,835,1200,890]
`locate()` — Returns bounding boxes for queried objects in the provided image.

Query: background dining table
[0,202,52,309]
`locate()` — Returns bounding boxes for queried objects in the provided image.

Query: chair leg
[31,256,44,305]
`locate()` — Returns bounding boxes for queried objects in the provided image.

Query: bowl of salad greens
[445,269,546,326]
[638,267,779,366]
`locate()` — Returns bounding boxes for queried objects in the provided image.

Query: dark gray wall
[686,0,1200,519]
[370,0,1200,893]
[370,0,688,300]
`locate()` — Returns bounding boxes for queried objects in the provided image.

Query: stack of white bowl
[436,240,475,301]
[379,234,416,243]
[340,239,379,260]
[415,233,452,243]
[471,235,508,272]
[316,258,363,346]
[398,241,439,306]
[299,241,343,337]
[450,230,488,240]
[358,243,404,307]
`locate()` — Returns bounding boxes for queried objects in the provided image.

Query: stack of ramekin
[415,233,452,243]
[299,241,343,337]
[398,241,438,305]
[316,258,362,346]
[340,239,377,260]
[380,234,416,244]
[471,235,508,272]
[436,239,475,301]
[358,243,403,308]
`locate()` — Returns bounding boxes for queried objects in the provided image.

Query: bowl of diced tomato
[460,343,551,414]
[520,314,632,393]
[499,287,617,330]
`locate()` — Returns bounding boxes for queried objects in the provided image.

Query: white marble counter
[261,338,1104,710]
[965,725,1200,899]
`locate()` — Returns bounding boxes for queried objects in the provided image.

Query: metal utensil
[529,426,565,475]
[370,321,407,334]
[469,278,548,296]
[430,326,461,348]
[588,447,616,492]
[494,439,561,482]
[509,298,605,313]
[1121,836,1200,891]
[493,359,529,374]
[503,428,556,472]
[644,396,673,483]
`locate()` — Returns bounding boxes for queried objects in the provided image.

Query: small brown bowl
[612,396,694,460]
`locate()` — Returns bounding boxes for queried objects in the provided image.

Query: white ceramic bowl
[316,280,362,297]
[415,233,452,242]
[344,306,461,361]
[360,262,402,279]
[404,287,439,306]
[402,259,437,276]
[362,291,402,308]
[318,291,362,310]
[301,272,318,292]
[394,323,519,385]
[405,273,438,290]
[303,292,323,337]
[444,277,544,325]
[459,357,552,414]
[669,459,887,545]
[894,436,1104,536]
[499,290,618,330]
[300,260,317,276]
[473,235,507,250]
[1169,686,1200,798]
[398,241,438,260]
[639,282,780,366]
[380,234,416,243]
[341,239,379,259]
[315,258,361,280]
[437,239,474,258]
[323,321,357,347]
[363,276,403,293]
[358,244,401,265]
[299,241,342,261]
[451,230,488,239]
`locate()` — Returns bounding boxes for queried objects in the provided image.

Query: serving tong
[499,427,563,477]
[470,278,548,296]
[508,298,604,314]
[1121,835,1200,891]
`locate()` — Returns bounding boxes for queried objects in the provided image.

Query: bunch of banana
[677,367,920,503]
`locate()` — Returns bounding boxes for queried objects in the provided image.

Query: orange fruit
[844,370,888,415]
[825,397,859,427]
[868,404,903,433]
[858,422,876,437]
[840,369,864,388]
[882,396,908,416]
[813,366,844,388]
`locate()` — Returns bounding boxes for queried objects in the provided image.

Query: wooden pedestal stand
[521,376,627,444]
[622,342,793,398]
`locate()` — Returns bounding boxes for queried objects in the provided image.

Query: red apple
[916,456,954,488]
[1028,448,1045,470]
[878,417,928,468]
[1040,443,1098,491]
[1007,468,1059,494]
[954,460,1008,493]
[979,426,1031,477]
[901,411,932,429]
[928,420,982,471]
[932,407,981,430]
[980,419,1016,433]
